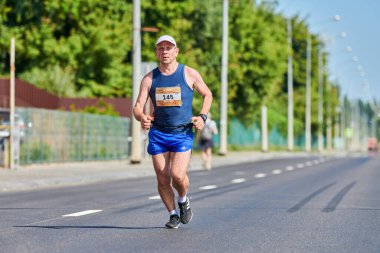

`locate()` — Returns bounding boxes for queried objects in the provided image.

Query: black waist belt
[151,122,193,133]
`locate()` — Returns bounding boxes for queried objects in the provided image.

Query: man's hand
[191,116,204,131]
[141,115,154,130]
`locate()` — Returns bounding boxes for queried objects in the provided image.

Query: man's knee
[157,178,171,190]
[156,169,171,185]
[171,172,187,185]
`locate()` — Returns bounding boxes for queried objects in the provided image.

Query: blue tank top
[149,64,194,132]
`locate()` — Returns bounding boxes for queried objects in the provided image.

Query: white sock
[178,195,187,203]
[169,209,178,216]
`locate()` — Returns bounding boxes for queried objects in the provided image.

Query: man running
[133,35,213,228]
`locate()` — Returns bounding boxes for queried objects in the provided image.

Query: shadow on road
[14,225,164,230]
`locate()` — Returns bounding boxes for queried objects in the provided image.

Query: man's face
[155,41,178,64]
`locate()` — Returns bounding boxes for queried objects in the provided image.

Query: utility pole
[340,102,345,150]
[317,44,324,152]
[219,0,228,156]
[287,19,294,151]
[326,82,332,151]
[305,34,312,152]
[261,105,268,152]
[130,0,142,164]
[9,38,15,169]
[334,108,340,149]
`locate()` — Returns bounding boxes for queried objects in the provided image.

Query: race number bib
[155,87,182,106]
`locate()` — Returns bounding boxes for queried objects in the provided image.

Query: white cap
[155,35,177,47]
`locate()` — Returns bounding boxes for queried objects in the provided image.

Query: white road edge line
[63,210,102,217]
[199,185,218,190]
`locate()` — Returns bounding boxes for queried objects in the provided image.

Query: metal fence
[13,108,316,165]
[17,107,130,164]
[212,118,311,151]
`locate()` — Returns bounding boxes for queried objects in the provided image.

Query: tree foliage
[0,0,356,137]
[1,0,133,97]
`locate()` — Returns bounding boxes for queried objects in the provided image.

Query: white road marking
[272,169,282,175]
[286,166,294,171]
[231,178,246,184]
[306,161,313,166]
[297,163,304,168]
[313,160,320,164]
[63,210,102,217]
[199,185,218,190]
[148,195,161,200]
[255,173,266,178]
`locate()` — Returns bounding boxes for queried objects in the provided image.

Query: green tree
[0,0,344,141]
[228,0,288,126]
[1,0,133,97]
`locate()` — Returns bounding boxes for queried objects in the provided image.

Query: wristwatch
[198,113,207,123]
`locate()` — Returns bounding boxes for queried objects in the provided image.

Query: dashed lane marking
[255,173,266,178]
[272,169,282,175]
[231,178,246,184]
[297,163,304,168]
[286,166,294,171]
[63,210,102,217]
[148,195,161,200]
[306,161,313,166]
[199,185,218,190]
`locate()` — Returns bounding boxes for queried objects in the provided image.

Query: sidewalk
[0,151,313,193]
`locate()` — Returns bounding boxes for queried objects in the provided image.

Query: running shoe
[178,198,193,224]
[165,214,180,229]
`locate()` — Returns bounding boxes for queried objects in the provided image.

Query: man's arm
[133,72,154,130]
[185,66,213,130]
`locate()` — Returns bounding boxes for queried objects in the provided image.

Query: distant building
[0,78,132,117]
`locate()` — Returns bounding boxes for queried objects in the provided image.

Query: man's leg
[152,152,181,228]
[200,149,208,169]
[170,150,193,224]
[152,152,176,212]
[170,149,192,197]
[206,147,212,170]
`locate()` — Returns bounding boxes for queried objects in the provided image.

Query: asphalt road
[1,153,379,253]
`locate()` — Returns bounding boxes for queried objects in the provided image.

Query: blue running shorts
[147,128,194,155]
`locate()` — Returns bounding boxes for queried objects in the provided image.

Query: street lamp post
[305,33,312,152]
[317,44,324,152]
[219,0,228,156]
[341,102,347,149]
[130,0,142,164]
[287,18,294,151]
[326,81,333,151]
[10,38,16,169]
[306,15,341,153]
